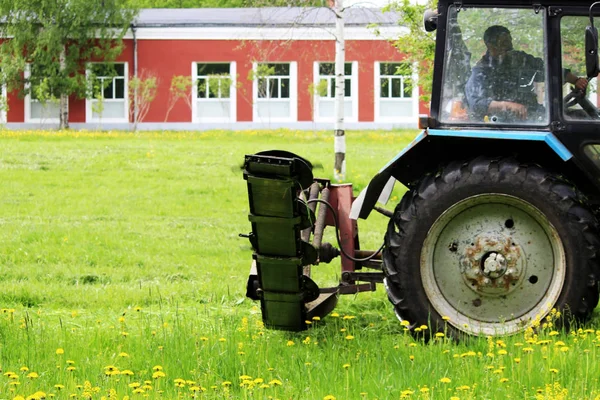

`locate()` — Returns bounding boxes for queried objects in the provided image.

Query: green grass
[0,129,599,400]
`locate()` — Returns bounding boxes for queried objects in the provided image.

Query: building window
[87,63,128,122]
[253,62,297,122]
[375,62,417,120]
[25,64,60,123]
[194,62,236,122]
[313,62,357,122]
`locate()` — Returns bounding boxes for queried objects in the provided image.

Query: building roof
[135,7,400,28]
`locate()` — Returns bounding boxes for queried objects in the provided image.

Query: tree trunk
[59,94,69,129]
[333,0,345,181]
[59,47,69,129]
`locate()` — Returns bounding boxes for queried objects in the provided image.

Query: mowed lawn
[0,129,600,400]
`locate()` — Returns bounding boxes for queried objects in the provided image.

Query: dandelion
[67,366,76,372]
[440,377,451,383]
[342,364,350,369]
[420,387,430,393]
[514,358,521,363]
[56,348,65,355]
[409,355,415,361]
[549,331,559,336]
[26,372,39,379]
[500,378,509,383]
[152,366,163,371]
[550,368,559,374]
[55,385,65,390]
[345,335,355,340]
[19,367,29,372]
[442,316,451,321]
[269,379,282,386]
[218,338,226,342]
[323,396,336,400]
[435,332,445,338]
[119,352,129,358]
[121,370,134,376]
[312,316,320,321]
[419,325,428,330]
[286,340,295,347]
[400,320,410,327]
[221,381,232,387]
[152,371,166,379]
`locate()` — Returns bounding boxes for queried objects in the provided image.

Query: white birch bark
[333,0,345,181]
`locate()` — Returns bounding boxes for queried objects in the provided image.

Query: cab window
[440,7,548,126]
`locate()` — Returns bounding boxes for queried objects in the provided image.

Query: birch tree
[0,0,137,129]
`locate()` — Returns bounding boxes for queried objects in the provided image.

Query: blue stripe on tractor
[428,129,573,161]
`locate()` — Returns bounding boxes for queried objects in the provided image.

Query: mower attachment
[242,150,339,331]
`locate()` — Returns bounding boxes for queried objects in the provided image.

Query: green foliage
[385,0,437,104]
[129,72,159,129]
[0,0,138,103]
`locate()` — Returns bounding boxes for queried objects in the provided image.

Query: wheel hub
[460,236,525,294]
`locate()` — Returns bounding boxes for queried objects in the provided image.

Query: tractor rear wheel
[383,158,600,337]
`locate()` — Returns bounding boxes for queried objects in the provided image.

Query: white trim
[24,65,60,124]
[252,61,297,123]
[192,61,237,123]
[313,61,358,123]
[85,62,129,123]
[374,61,419,123]
[123,26,407,41]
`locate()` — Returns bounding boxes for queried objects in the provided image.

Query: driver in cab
[465,25,588,122]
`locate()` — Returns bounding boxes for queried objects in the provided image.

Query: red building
[5,7,425,130]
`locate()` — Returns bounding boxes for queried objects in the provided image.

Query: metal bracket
[342,271,385,283]
[548,7,563,17]
[550,121,566,132]
[533,3,542,14]
[454,0,463,12]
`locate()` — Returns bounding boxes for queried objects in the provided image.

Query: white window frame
[192,61,236,123]
[313,61,358,123]
[374,61,419,123]
[24,64,60,124]
[85,62,129,123]
[252,62,297,123]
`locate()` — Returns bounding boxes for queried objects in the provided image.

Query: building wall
[4,36,426,127]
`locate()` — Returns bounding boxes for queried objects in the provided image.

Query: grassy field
[0,129,599,400]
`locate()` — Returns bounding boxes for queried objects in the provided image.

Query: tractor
[241,0,600,338]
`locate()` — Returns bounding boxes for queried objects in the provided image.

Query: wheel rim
[421,194,566,336]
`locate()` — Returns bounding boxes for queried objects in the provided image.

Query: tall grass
[0,129,598,400]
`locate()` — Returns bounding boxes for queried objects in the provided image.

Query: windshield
[440,6,548,126]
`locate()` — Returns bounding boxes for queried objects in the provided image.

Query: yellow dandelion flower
[514,358,521,363]
[152,371,166,379]
[498,349,508,355]
[19,367,28,372]
[323,396,336,400]
[435,332,445,338]
[27,372,39,379]
[331,313,340,317]
[343,363,350,369]
[442,316,451,321]
[345,335,355,340]
[269,379,282,386]
[286,340,295,346]
[312,316,320,321]
[56,348,65,355]
[400,320,410,327]
[549,331,559,336]
[342,315,355,320]
[560,346,569,352]
[218,338,226,342]
[500,378,509,383]
[121,370,134,376]
[440,377,451,383]
[420,387,430,393]
[152,366,162,372]
[239,375,252,380]
[67,366,76,371]
[222,381,232,387]
[419,325,428,330]
[55,385,65,390]
[119,352,129,358]
[550,368,559,374]
[409,355,415,361]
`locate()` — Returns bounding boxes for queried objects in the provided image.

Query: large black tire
[384,157,600,337]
